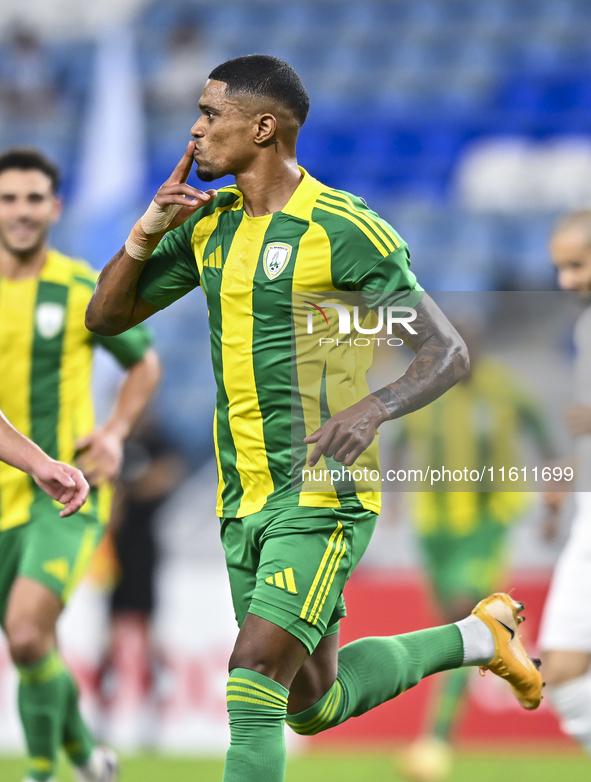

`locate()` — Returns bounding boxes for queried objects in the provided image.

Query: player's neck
[0,244,48,279]
[236,156,302,217]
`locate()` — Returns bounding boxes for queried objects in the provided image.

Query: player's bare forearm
[370,295,469,421]
[100,349,161,441]
[75,349,161,485]
[304,296,469,466]
[103,348,161,440]
[86,246,156,336]
[0,410,89,514]
[86,141,216,336]
[0,409,47,473]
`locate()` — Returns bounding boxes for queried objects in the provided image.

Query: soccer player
[86,56,543,782]
[394,335,553,781]
[538,210,591,754]
[0,409,89,517]
[0,148,161,782]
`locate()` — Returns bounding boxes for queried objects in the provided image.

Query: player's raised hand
[125,141,217,262]
[30,459,90,517]
[154,141,218,230]
[304,395,388,467]
[75,428,124,487]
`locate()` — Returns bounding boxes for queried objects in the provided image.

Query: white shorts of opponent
[539,492,591,652]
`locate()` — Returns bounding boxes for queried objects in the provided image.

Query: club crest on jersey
[263,242,292,280]
[36,303,65,339]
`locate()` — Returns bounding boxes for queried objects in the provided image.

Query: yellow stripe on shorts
[300,521,345,624]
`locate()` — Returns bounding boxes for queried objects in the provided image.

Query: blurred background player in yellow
[394,324,553,782]
[538,210,591,756]
[0,408,89,518]
[0,147,161,782]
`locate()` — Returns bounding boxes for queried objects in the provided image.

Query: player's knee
[228,650,284,681]
[6,620,50,666]
[228,654,279,679]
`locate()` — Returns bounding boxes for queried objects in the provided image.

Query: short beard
[196,167,216,183]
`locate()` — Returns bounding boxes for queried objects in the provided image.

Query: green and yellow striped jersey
[138,168,421,518]
[0,249,152,531]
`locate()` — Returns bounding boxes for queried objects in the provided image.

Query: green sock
[62,668,95,767]
[430,667,471,741]
[17,650,69,781]
[287,624,463,735]
[223,667,289,782]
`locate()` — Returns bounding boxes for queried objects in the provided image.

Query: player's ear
[50,195,63,224]
[254,113,277,146]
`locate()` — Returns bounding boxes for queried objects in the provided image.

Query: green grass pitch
[0,750,589,782]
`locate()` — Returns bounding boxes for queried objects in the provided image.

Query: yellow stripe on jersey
[0,278,37,530]
[314,200,391,257]
[191,199,241,275]
[319,191,401,250]
[292,222,342,509]
[291,222,336,292]
[281,168,326,222]
[41,255,94,469]
[220,214,275,516]
[212,408,226,506]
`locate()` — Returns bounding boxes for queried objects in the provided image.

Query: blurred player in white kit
[539,210,591,753]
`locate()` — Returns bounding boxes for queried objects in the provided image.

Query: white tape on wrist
[124,200,184,261]
[140,199,183,234]
[125,237,153,262]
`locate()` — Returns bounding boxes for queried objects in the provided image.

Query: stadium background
[0,0,589,778]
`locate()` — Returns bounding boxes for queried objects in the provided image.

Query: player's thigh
[17,508,105,609]
[288,630,340,714]
[4,576,62,644]
[249,506,377,655]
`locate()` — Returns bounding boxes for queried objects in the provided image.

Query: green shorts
[418,517,509,608]
[221,505,377,654]
[0,508,104,627]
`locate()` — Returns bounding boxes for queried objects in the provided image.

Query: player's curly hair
[0,148,60,192]
[209,54,310,127]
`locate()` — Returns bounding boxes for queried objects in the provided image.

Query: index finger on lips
[158,182,212,203]
[167,141,196,185]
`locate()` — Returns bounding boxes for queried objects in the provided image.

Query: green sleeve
[136,218,200,310]
[349,245,424,301]
[94,322,153,369]
[313,196,423,298]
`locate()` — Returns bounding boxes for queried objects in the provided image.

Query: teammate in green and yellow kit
[0,409,89,517]
[0,149,161,782]
[86,56,544,782]
[395,344,553,781]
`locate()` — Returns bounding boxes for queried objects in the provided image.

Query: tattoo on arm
[372,296,470,421]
